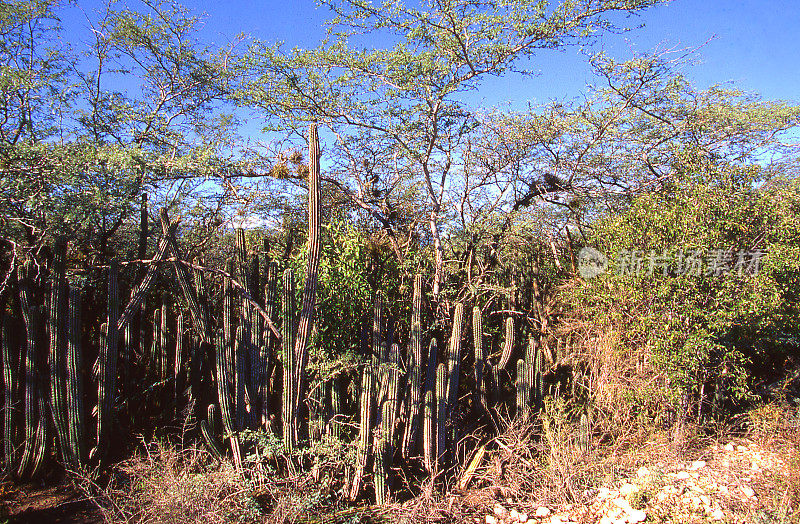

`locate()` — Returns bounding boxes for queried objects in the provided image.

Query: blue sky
[178,0,799,105]
[60,0,799,134]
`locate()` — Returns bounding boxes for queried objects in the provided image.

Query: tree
[238,0,668,302]
[0,0,243,264]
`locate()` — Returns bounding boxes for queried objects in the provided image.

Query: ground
[469,436,797,524]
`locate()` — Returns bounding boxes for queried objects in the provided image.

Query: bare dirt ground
[0,479,103,523]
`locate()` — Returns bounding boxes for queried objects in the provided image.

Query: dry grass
[78,441,263,523]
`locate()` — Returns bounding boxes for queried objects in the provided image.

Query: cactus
[516,359,528,419]
[261,261,278,429]
[533,338,544,412]
[234,325,249,429]
[422,389,435,474]
[435,362,447,469]
[213,330,242,469]
[94,259,119,464]
[159,208,209,340]
[174,312,184,418]
[160,293,169,382]
[17,261,47,478]
[2,313,18,473]
[282,268,297,452]
[329,376,345,439]
[496,316,515,370]
[401,274,423,458]
[375,341,402,504]
[445,304,463,460]
[201,403,224,461]
[48,238,71,467]
[350,294,382,500]
[472,306,486,406]
[292,122,323,444]
[66,286,85,468]
[223,259,235,396]
[151,308,161,380]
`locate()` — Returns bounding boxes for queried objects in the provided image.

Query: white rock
[599,517,614,524]
[636,466,650,478]
[485,515,497,524]
[689,460,706,470]
[517,513,529,523]
[718,485,729,494]
[700,494,711,506]
[548,517,563,524]
[711,508,724,520]
[737,445,747,452]
[598,487,612,499]
[619,483,639,496]
[741,485,755,498]
[724,443,735,451]
[493,504,508,517]
[535,507,551,517]
[612,497,632,510]
[626,509,646,523]
[509,509,520,521]
[675,471,691,480]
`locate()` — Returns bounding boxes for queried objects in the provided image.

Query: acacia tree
[239,0,667,301]
[0,0,244,265]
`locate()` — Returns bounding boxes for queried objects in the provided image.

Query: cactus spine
[401,274,423,458]
[422,389,435,474]
[66,286,84,468]
[174,312,184,417]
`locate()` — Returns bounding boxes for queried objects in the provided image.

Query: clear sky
[60,0,799,128]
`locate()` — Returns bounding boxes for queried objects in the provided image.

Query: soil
[0,479,104,523]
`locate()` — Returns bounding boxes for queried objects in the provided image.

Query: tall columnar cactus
[261,260,278,429]
[159,293,168,382]
[66,286,84,468]
[174,312,184,417]
[435,362,447,469]
[48,238,71,467]
[374,342,401,504]
[152,308,161,380]
[200,403,224,462]
[235,325,249,429]
[401,274,423,458]
[2,313,18,473]
[94,259,120,464]
[17,261,47,478]
[213,331,242,469]
[350,294,382,500]
[292,122,322,443]
[472,306,486,406]
[422,389,435,474]
[496,316,515,370]
[533,338,544,411]
[516,359,528,419]
[223,259,235,395]
[282,268,297,452]
[445,303,463,460]
[329,377,345,439]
